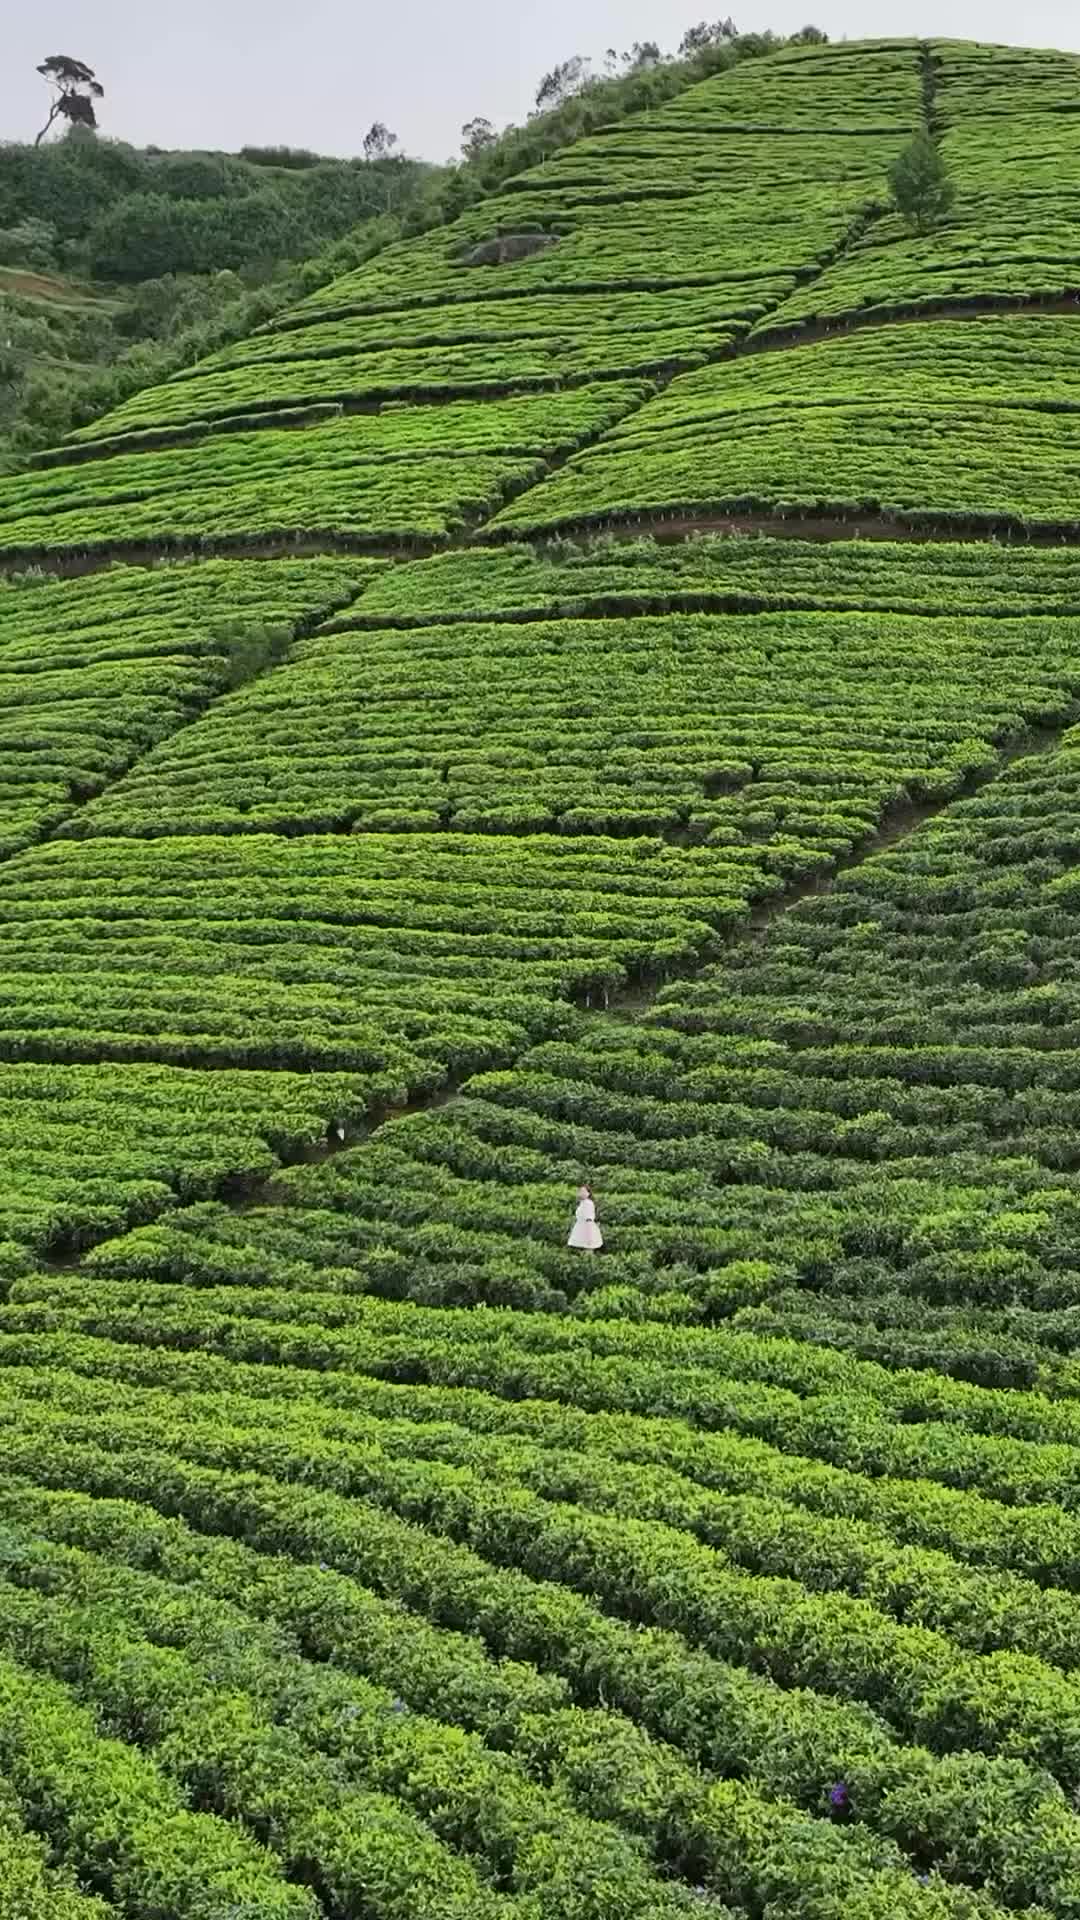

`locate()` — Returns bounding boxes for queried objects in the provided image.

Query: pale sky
[5,0,1080,163]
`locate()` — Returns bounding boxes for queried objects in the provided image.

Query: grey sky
[6,0,1080,163]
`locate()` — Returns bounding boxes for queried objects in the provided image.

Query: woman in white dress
[568,1184,603,1252]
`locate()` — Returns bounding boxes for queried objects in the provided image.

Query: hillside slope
[4,36,1080,1920]
[0,137,438,470]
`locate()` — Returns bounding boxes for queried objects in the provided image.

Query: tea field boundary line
[0,531,443,581]
[490,506,1080,548]
[318,585,1080,634]
[10,504,1080,584]
[743,291,1080,356]
[920,38,942,140]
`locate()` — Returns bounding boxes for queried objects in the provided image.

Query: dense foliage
[0,135,422,282]
[0,384,648,559]
[764,42,1080,332]
[491,315,1080,536]
[3,33,1080,1920]
[0,555,374,851]
[0,137,436,471]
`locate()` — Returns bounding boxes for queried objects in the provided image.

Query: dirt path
[499,505,1079,547]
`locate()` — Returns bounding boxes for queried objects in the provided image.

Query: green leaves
[888,134,956,236]
[492,316,1080,537]
[0,388,648,561]
[0,554,371,853]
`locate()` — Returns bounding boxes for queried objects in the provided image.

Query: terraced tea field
[6,32,1080,1920]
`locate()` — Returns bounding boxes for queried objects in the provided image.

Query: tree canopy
[35,54,104,146]
[889,131,956,233]
[362,122,399,162]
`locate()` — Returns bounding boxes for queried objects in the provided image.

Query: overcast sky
[6,0,1080,163]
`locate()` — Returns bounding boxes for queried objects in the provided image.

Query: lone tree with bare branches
[34,55,104,146]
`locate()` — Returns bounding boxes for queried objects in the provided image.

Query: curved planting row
[488,316,1080,536]
[51,604,1080,842]
[3,38,1080,1920]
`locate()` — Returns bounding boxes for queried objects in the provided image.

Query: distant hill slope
[0,135,437,469]
[0,27,787,470]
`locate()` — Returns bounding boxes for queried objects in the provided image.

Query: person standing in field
[568,1184,603,1252]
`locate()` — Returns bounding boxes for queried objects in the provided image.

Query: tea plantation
[5,33,1080,1920]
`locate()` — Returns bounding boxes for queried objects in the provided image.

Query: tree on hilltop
[603,42,663,75]
[534,57,591,111]
[34,54,104,145]
[888,131,955,232]
[461,117,497,160]
[361,123,406,213]
[362,121,399,162]
[678,20,738,55]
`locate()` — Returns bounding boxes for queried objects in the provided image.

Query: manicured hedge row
[0,553,373,856]
[17,1265,1080,1515]
[4,1360,1078,1672]
[0,1536,734,1920]
[0,1650,316,1920]
[0,1061,377,1256]
[61,606,1077,845]
[0,1772,117,1920]
[11,1391,1080,1788]
[2,1433,1078,1912]
[9,1322,1080,1587]
[0,1493,1005,1920]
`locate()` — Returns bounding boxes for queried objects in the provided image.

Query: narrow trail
[0,531,432,580]
[744,293,1080,357]
[487,505,1080,548]
[919,39,941,138]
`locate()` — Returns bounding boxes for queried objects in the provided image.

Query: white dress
[568,1196,603,1250]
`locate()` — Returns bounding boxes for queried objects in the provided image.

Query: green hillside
[0,135,439,471]
[6,33,1080,1918]
[0,29,788,471]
